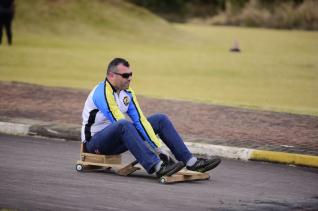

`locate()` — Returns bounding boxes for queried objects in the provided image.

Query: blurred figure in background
[0,0,15,46]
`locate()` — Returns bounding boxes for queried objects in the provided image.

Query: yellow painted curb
[250,150,318,168]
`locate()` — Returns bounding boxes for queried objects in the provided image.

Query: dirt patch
[1,81,318,155]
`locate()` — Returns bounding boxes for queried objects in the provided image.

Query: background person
[0,0,14,46]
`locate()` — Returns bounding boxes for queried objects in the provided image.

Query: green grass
[0,0,318,116]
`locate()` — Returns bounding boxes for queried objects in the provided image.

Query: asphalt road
[0,134,317,211]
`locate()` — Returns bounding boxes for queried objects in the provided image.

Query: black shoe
[186,157,221,173]
[156,161,184,178]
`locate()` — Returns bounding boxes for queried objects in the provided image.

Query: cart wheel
[76,164,83,172]
[159,177,166,184]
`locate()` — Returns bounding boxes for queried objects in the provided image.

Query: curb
[250,150,318,168]
[185,142,318,168]
[0,117,81,141]
[0,121,30,135]
[1,118,317,168]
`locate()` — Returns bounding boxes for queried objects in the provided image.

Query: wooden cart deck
[76,144,210,184]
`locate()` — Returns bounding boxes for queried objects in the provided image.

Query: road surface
[0,134,317,210]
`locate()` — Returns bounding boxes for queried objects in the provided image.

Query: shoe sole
[198,159,221,173]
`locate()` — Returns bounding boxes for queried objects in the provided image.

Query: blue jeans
[85,113,193,174]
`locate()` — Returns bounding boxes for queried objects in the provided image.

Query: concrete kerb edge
[0,119,81,141]
[184,142,318,168]
[1,119,318,168]
[0,121,31,136]
[184,142,252,161]
[249,150,318,168]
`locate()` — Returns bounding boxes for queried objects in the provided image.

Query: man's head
[106,58,132,91]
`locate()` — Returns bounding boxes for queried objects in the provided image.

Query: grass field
[0,0,317,116]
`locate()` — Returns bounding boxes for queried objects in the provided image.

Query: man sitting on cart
[81,58,221,177]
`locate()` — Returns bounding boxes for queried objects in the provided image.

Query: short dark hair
[107,58,130,75]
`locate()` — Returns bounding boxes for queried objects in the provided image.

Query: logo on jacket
[123,96,130,106]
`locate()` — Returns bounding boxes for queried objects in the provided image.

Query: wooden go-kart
[75,144,210,184]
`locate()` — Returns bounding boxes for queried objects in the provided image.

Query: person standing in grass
[0,0,14,46]
[81,58,221,177]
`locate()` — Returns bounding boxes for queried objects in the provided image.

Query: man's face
[112,64,132,90]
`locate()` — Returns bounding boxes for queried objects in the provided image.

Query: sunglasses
[113,72,133,79]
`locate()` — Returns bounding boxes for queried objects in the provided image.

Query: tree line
[128,0,318,30]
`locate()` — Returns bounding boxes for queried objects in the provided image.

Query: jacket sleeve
[93,82,125,122]
[126,88,162,148]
